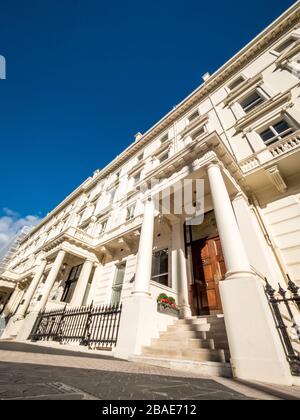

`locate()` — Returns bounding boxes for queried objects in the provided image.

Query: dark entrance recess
[185,211,226,316]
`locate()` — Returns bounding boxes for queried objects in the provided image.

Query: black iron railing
[265,275,300,376]
[30,303,122,349]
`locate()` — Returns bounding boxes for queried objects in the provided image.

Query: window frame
[188,109,200,123]
[258,118,296,146]
[151,248,170,287]
[227,75,246,92]
[126,204,136,221]
[61,264,83,303]
[239,90,265,114]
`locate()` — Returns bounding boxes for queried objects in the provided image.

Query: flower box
[157,302,180,318]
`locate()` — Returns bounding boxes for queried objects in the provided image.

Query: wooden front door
[191,236,226,315]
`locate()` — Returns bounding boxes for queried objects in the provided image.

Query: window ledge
[180,114,208,138]
[224,74,263,106]
[235,91,292,133]
[275,39,300,68]
[150,280,175,293]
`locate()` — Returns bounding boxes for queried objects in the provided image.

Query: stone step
[142,346,228,363]
[167,322,226,333]
[150,337,215,350]
[177,317,225,326]
[153,336,230,351]
[160,330,228,341]
[130,356,232,378]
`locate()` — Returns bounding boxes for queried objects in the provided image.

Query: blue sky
[0,0,296,248]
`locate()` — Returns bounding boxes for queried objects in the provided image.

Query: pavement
[0,341,291,400]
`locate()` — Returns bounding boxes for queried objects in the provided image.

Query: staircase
[131,314,232,378]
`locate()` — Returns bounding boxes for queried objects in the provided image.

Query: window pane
[273,120,292,135]
[275,38,294,53]
[240,92,264,113]
[228,76,245,91]
[152,249,169,286]
[260,128,275,142]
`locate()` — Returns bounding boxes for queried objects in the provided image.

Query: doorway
[191,236,226,315]
[185,211,226,316]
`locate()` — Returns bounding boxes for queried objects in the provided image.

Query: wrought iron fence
[265,275,300,376]
[30,303,122,349]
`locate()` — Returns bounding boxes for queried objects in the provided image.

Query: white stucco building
[1,2,300,386]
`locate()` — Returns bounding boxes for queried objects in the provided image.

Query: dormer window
[240,91,265,113]
[188,110,199,123]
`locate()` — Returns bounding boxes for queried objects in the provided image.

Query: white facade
[1,2,300,386]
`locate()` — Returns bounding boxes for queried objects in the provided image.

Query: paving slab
[0,341,280,400]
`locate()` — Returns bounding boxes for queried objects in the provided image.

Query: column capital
[206,160,222,171]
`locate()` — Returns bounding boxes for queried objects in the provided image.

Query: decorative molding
[19,5,300,243]
[266,165,288,192]
[224,74,263,106]
[235,91,293,132]
[275,39,300,67]
[180,114,209,137]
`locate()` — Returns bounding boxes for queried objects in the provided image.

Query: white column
[206,162,292,385]
[132,198,155,296]
[86,263,102,305]
[207,163,253,279]
[70,259,94,307]
[14,260,48,319]
[35,250,66,312]
[232,192,285,288]
[114,198,158,359]
[172,221,191,318]
[1,287,20,318]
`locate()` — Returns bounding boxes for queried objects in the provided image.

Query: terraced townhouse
[1,1,300,387]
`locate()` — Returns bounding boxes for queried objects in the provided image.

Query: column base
[220,275,293,386]
[178,304,192,319]
[1,314,24,340]
[114,294,157,359]
[225,270,255,280]
[0,316,7,338]
[16,311,40,341]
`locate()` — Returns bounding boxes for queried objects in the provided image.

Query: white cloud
[0,208,41,259]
